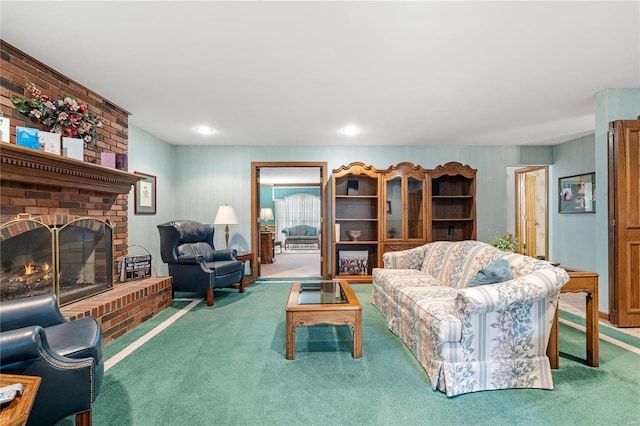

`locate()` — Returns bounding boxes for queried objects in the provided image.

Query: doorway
[514,166,549,260]
[251,162,328,279]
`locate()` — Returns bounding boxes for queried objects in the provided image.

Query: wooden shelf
[432,195,474,199]
[333,274,372,283]
[335,241,378,244]
[0,143,143,194]
[432,218,473,221]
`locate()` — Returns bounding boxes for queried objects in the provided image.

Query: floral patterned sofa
[371,240,569,397]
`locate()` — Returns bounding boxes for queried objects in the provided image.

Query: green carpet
[64,282,640,425]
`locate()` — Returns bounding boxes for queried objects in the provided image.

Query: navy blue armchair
[157,220,244,306]
[0,294,103,426]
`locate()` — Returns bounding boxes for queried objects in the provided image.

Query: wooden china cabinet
[381,162,430,253]
[430,162,477,241]
[330,161,477,280]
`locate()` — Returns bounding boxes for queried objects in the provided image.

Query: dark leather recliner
[0,294,104,426]
[157,220,244,306]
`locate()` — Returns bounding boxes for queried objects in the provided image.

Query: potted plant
[491,233,519,252]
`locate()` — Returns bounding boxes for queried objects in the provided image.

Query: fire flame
[23,262,50,275]
[24,262,34,275]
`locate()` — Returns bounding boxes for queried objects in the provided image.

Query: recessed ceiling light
[340,125,361,136]
[194,126,216,135]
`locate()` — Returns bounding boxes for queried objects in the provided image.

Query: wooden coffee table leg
[586,290,599,367]
[286,311,295,360]
[353,310,362,359]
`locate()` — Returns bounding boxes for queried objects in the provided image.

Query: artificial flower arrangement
[11,81,103,147]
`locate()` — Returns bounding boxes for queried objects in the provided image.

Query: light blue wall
[593,88,640,312]
[151,143,552,253]
[127,126,176,276]
[550,134,597,270]
[124,130,589,288]
[125,139,555,273]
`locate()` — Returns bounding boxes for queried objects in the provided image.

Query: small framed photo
[339,250,368,275]
[559,172,595,214]
[386,201,392,214]
[134,172,156,215]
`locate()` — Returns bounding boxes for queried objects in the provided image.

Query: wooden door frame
[515,166,549,260]
[251,162,328,278]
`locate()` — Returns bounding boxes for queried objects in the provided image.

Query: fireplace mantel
[1,143,142,194]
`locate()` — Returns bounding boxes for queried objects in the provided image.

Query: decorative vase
[346,230,361,241]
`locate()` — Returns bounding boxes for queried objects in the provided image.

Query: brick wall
[1,40,131,280]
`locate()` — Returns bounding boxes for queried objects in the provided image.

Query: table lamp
[214,205,238,249]
[259,208,274,231]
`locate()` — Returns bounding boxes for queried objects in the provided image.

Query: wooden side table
[236,251,257,286]
[0,374,41,426]
[547,267,599,368]
[260,232,275,264]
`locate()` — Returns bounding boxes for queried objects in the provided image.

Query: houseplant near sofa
[491,232,519,252]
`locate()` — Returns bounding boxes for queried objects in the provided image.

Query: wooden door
[515,166,548,260]
[608,119,640,327]
[524,174,537,257]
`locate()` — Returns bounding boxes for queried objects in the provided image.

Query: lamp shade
[259,208,274,221]
[214,205,238,225]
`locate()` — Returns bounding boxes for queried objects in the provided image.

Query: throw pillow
[466,259,513,287]
[305,229,316,236]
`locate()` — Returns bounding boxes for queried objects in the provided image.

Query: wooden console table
[236,252,257,286]
[0,374,41,426]
[547,267,599,368]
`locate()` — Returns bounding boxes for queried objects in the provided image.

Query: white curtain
[275,194,321,246]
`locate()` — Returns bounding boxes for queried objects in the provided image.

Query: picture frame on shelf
[134,172,157,215]
[559,172,595,214]
[16,126,39,150]
[39,131,61,155]
[338,250,368,275]
[62,137,84,160]
[0,116,10,142]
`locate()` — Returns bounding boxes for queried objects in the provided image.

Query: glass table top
[296,281,347,305]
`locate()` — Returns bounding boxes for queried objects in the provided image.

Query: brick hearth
[61,277,173,344]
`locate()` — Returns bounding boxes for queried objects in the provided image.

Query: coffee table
[285,280,362,360]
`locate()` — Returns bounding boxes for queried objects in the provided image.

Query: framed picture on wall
[558,172,595,214]
[134,172,157,215]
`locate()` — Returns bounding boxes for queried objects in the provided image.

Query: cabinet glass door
[407,177,424,239]
[385,177,401,239]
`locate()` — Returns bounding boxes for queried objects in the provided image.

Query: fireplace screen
[1,216,113,305]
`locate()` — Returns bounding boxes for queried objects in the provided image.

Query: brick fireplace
[1,41,172,343]
[1,40,133,265]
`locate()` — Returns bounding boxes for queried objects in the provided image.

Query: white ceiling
[1,1,638,147]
